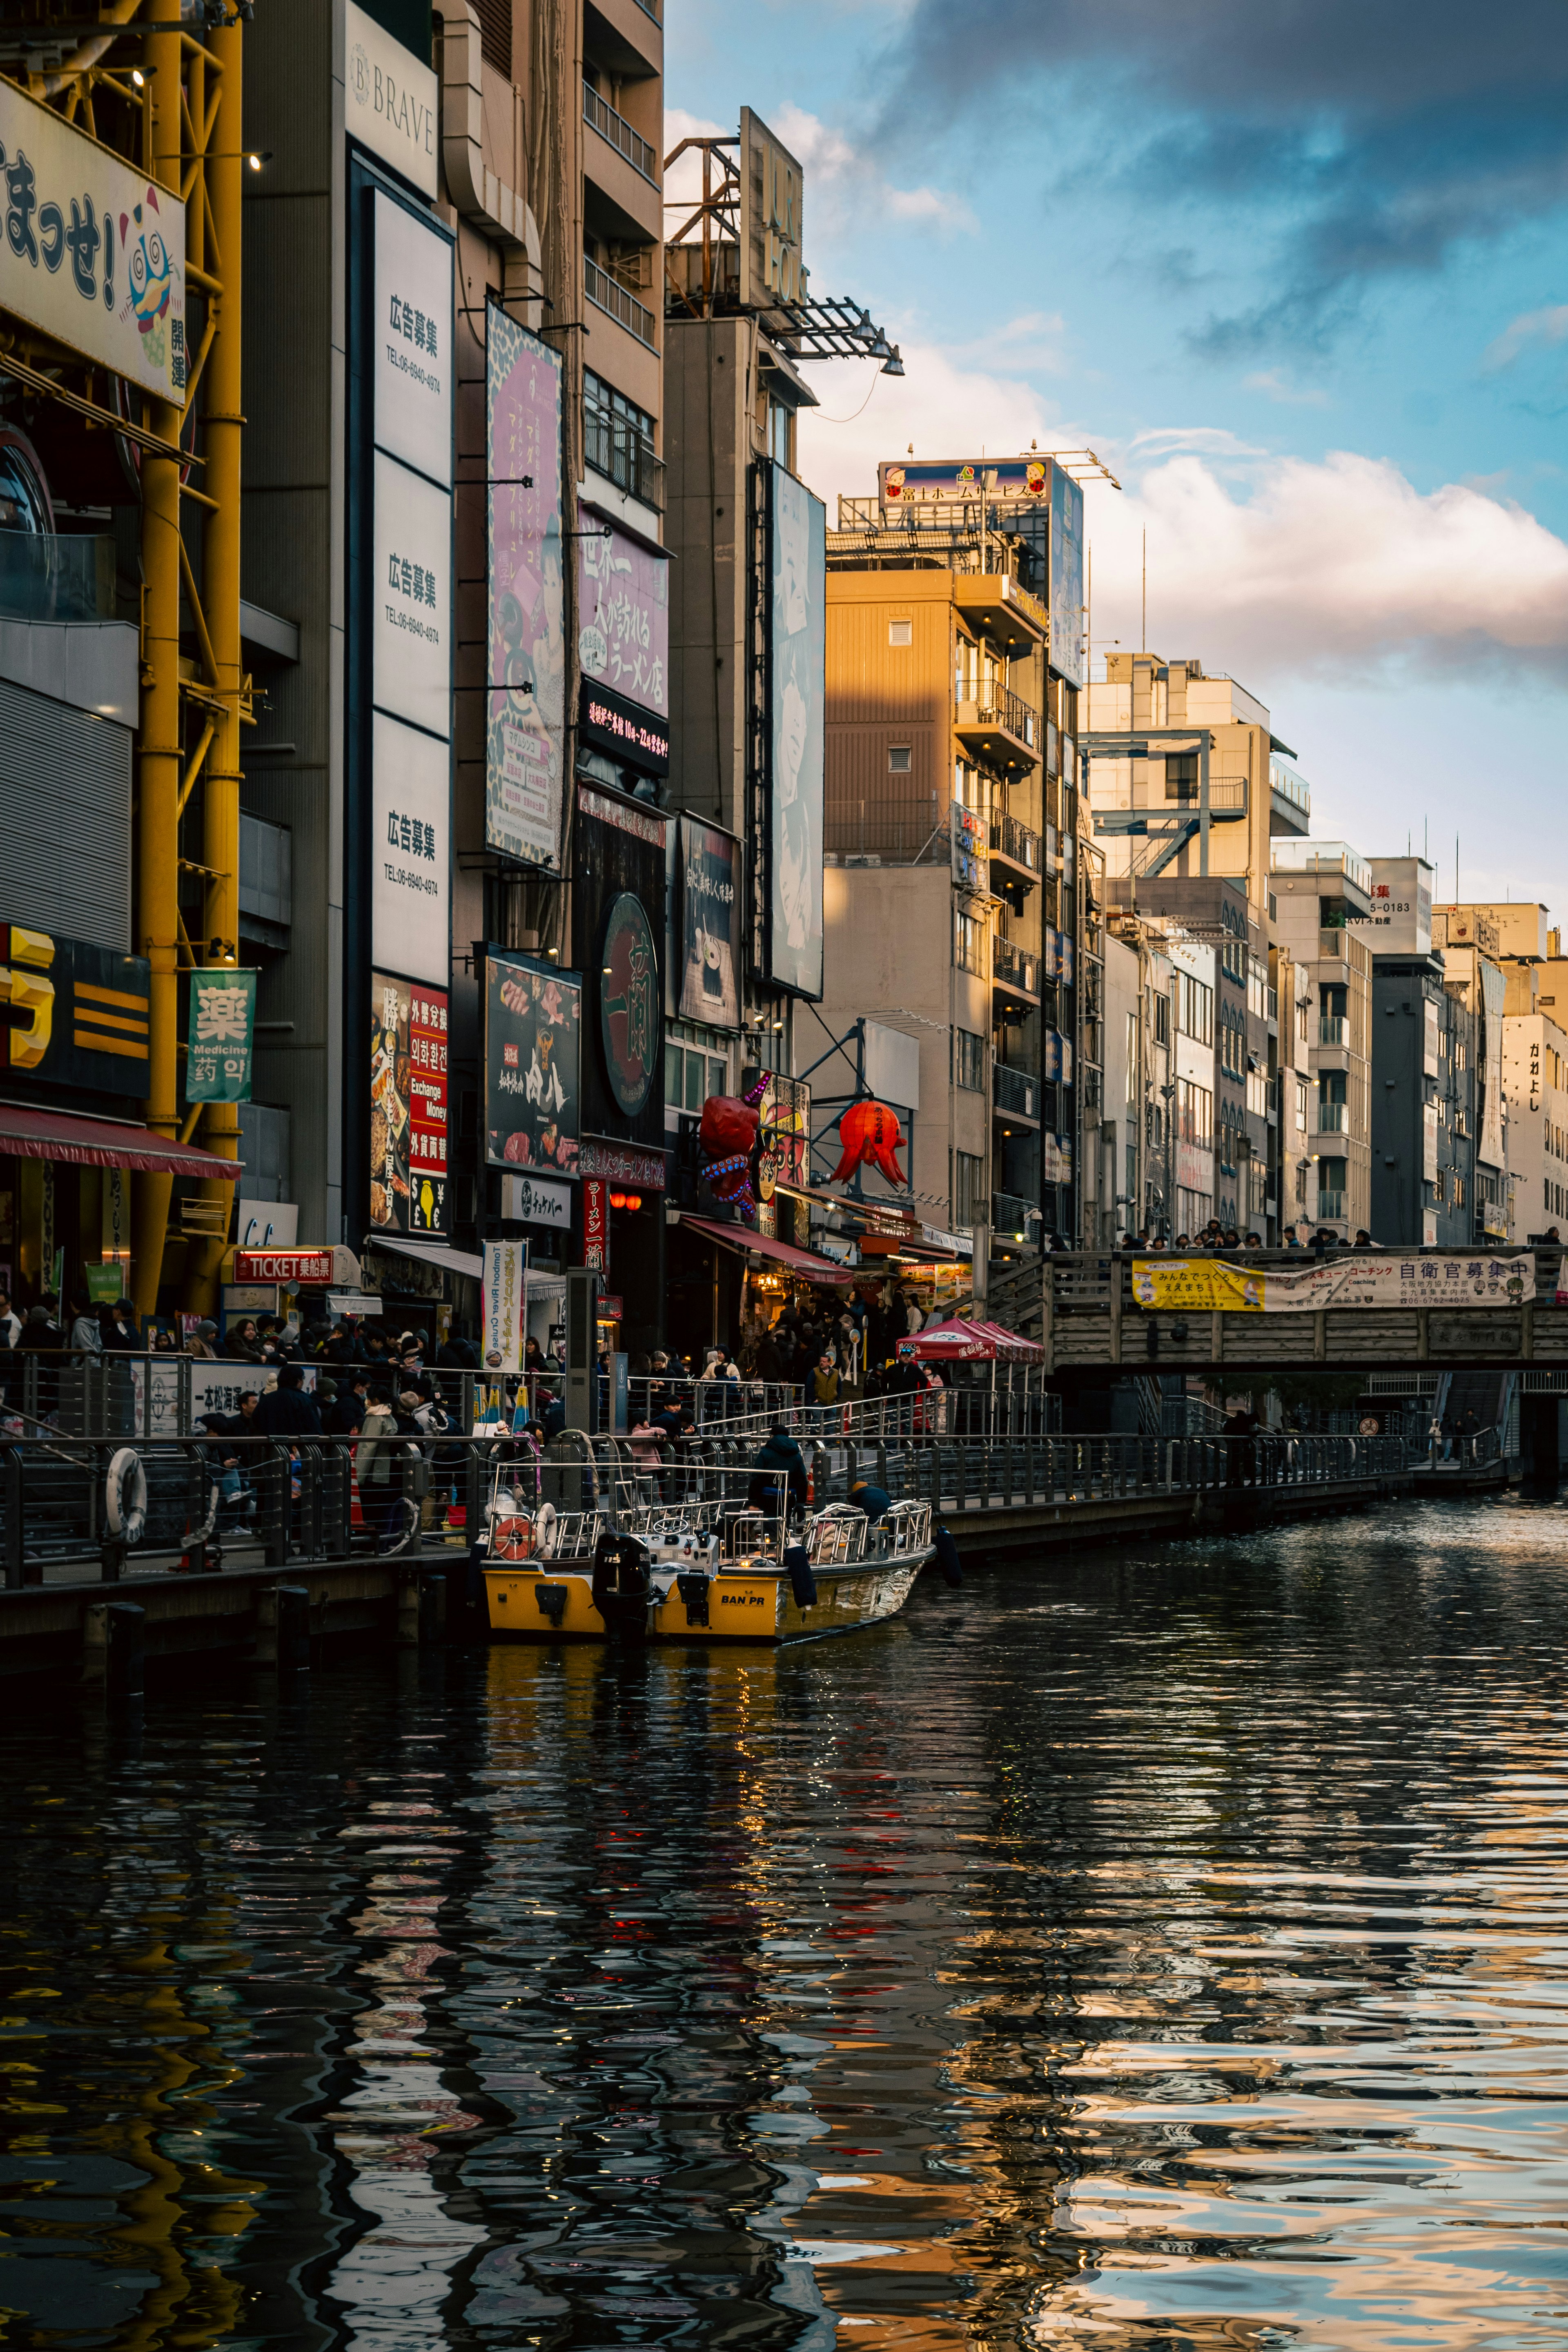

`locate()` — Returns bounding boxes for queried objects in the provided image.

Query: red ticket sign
[235,1249,334,1285]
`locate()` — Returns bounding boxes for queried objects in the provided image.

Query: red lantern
[609,1191,626,1209]
[830,1099,908,1187]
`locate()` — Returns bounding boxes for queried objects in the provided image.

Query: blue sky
[667,0,1568,915]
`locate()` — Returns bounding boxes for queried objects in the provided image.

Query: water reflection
[3,1499,1568,2347]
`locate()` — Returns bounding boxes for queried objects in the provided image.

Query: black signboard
[484,948,582,1176]
[578,677,670,776]
[572,784,666,1152]
[0,924,150,1098]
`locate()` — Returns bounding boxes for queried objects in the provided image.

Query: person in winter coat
[67,1294,102,1355]
[748,1424,808,1519]
[811,1354,840,1408]
[226,1318,264,1363]
[187,1318,221,1360]
[0,1286,20,1350]
[355,1385,403,1549]
[252,1364,323,1437]
[100,1298,139,1351]
[18,1304,62,1352]
[324,1374,370,1435]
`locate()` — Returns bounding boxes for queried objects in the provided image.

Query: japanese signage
[487,305,566,868]
[345,0,439,199]
[372,188,451,486]
[579,1138,668,1190]
[370,973,450,1237]
[371,711,449,985]
[485,950,581,1176]
[0,924,149,1098]
[768,462,826,997]
[372,449,450,742]
[1353,858,1433,956]
[579,681,670,776]
[0,79,186,401]
[678,816,740,1027]
[746,1068,809,1240]
[481,1236,525,1372]
[738,108,804,306]
[501,1171,572,1228]
[577,504,669,719]
[186,968,256,1103]
[1480,959,1506,1170]
[598,891,660,1118]
[951,803,986,891]
[234,1248,334,1285]
[1132,1254,1534,1314]
[879,458,1048,506]
[582,1177,608,1273]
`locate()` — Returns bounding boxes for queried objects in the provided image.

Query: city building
[1271,842,1376,1238]
[1361,860,1479,1246]
[1432,906,1512,1241]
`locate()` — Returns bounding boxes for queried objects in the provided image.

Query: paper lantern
[831,1100,908,1188]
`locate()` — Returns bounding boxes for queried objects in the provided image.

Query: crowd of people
[1118,1223,1382,1253]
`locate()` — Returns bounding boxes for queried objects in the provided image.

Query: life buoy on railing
[493,1510,533,1561]
[534,1501,558,1558]
[105,1447,148,1547]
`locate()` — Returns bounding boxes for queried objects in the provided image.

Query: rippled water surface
[6,1497,1568,2349]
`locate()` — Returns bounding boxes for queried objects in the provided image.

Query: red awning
[0,1100,244,1179]
[679,1214,853,1287]
[897,1315,1043,1362]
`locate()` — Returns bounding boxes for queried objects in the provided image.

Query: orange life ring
[493,1515,534,1561]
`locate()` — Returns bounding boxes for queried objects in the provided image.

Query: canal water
[5,1497,1568,2350]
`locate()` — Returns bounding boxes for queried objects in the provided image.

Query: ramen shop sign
[598,891,659,1117]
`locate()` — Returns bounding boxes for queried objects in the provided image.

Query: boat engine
[591,1530,653,1638]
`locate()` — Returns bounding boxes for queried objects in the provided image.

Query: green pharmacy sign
[186,968,256,1102]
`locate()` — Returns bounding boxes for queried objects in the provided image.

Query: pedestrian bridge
[986,1248,1568,1376]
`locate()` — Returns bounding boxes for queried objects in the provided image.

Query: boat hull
[483,1552,927,1645]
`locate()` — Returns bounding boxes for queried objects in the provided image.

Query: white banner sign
[0,79,187,401]
[344,0,438,199]
[373,448,451,742]
[482,1237,526,1372]
[371,710,449,983]
[373,188,452,487]
[501,1171,572,1229]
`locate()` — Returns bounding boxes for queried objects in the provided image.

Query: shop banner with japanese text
[1133,1254,1534,1314]
[481,1237,525,1372]
[186,969,256,1102]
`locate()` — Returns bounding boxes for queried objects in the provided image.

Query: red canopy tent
[896,1316,1042,1362]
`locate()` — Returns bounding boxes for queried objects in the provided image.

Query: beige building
[1501,1013,1568,1235]
[1271,842,1374,1238]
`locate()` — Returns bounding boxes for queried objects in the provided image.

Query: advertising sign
[738,107,804,307]
[373,449,451,742]
[0,79,186,401]
[768,461,826,997]
[1354,857,1433,956]
[879,458,1048,508]
[485,951,581,1175]
[234,1248,334,1285]
[598,892,660,1118]
[577,504,669,719]
[579,680,670,775]
[369,973,449,1236]
[345,0,439,199]
[583,1177,608,1272]
[1049,464,1085,689]
[678,816,740,1027]
[0,924,149,1097]
[487,305,565,867]
[371,711,449,985]
[372,189,452,486]
[1133,1253,1533,1314]
[501,1171,572,1228]
[578,1138,667,1190]
[951,802,986,891]
[1480,959,1506,1170]
[481,1236,525,1372]
[186,967,256,1102]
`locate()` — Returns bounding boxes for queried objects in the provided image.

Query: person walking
[67,1293,102,1355]
[355,1384,401,1551]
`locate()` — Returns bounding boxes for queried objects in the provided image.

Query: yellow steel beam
[129,0,185,1319]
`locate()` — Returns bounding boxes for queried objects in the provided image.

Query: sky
[665,0,1568,916]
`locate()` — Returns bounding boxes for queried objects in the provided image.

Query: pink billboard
[486,305,565,867]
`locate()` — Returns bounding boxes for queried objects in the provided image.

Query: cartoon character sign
[699,1094,761,1212]
[121,188,172,371]
[830,1100,908,1188]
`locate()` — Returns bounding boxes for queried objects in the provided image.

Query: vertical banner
[1049,463,1085,688]
[487,305,565,867]
[481,1236,525,1372]
[678,815,741,1027]
[186,969,256,1101]
[577,503,668,717]
[485,951,582,1174]
[768,462,826,996]
[369,972,450,1236]
[582,1177,608,1273]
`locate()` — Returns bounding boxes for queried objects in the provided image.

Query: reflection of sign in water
[768,462,826,998]
[487,306,564,867]
[1133,1254,1532,1313]
[597,893,659,1118]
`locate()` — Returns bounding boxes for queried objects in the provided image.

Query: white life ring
[105,1447,148,1546]
[534,1501,558,1559]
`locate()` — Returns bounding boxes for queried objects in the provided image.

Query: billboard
[372,449,451,740]
[1049,464,1084,689]
[0,926,149,1098]
[577,506,668,721]
[371,711,449,986]
[186,967,256,1103]
[0,79,186,402]
[768,462,825,998]
[369,974,449,1236]
[481,1237,525,1372]
[739,107,804,307]
[1354,858,1433,955]
[486,305,565,868]
[879,457,1048,508]
[372,188,451,484]
[677,816,741,1028]
[485,950,581,1176]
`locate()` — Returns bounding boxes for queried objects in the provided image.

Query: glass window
[954,1151,985,1227]
[708,1056,727,1100]
[665,1043,683,1107]
[685,1052,704,1113]
[954,1029,985,1091]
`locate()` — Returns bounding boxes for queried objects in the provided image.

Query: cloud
[1087,449,1568,687]
[869,0,1568,345]
[1482,303,1568,372]
[796,339,1056,512]
[662,104,974,251]
[1245,369,1332,408]
[1127,425,1268,460]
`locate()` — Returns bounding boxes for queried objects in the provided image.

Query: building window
[666,1041,727,1113]
[1177,1080,1212,1148]
[1176,970,1213,1045]
[1453,1172,1466,1207]
[889,746,912,773]
[954,1028,985,1091]
[889,618,912,647]
[954,1150,985,1227]
[1153,993,1171,1046]
[1318,1155,1348,1221]
[768,397,791,466]
[1296,1077,1309,1130]
[1246,1067,1268,1118]
[1247,1162,1267,1217]
[954,906,985,975]
[1220,1011,1245,1078]
[583,369,661,509]
[1295,1160,1308,1204]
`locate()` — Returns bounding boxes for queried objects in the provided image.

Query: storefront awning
[897,1316,1044,1362]
[0,1099,244,1179]
[369,1235,484,1281]
[680,1214,853,1287]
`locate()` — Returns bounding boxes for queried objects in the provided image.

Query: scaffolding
[3,1,246,1316]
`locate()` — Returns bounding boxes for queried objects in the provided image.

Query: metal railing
[993,1062,1039,1119]
[583,79,659,183]
[990,810,1042,873]
[993,1190,1039,1240]
[1317,1101,1347,1133]
[584,255,657,349]
[583,383,665,510]
[1319,1015,1348,1045]
[0,1426,1416,1590]
[993,935,1040,993]
[959,684,1038,751]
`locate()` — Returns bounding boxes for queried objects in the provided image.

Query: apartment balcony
[584,383,665,512]
[1163,775,1247,813]
[1318,1190,1347,1224]
[1317,1102,1347,1135]
[955,684,1041,773]
[992,1190,1040,1241]
[584,254,657,351]
[952,572,1048,653]
[988,810,1042,891]
[583,80,659,185]
[1319,1014,1347,1046]
[992,935,1040,1004]
[993,1062,1040,1128]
